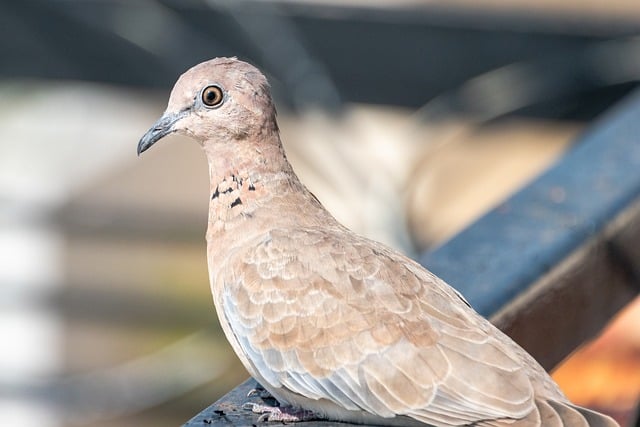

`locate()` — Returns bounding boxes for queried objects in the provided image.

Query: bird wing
[218,227,539,425]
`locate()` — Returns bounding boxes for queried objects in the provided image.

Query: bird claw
[243,402,316,423]
[247,386,273,399]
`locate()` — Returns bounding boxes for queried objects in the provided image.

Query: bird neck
[203,134,295,197]
[203,136,330,238]
[203,128,289,172]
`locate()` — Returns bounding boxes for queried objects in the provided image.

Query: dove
[137,57,618,427]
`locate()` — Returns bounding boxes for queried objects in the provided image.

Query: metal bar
[422,88,640,368]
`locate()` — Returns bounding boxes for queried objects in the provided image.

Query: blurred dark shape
[0,0,639,115]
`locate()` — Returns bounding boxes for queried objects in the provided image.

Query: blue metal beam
[421,89,640,317]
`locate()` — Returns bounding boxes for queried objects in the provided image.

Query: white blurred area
[0,81,156,427]
[0,81,224,427]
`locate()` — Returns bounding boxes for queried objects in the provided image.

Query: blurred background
[1,1,639,426]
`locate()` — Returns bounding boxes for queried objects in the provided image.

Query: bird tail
[478,399,619,427]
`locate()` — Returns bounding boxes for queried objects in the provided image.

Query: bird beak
[137,111,186,156]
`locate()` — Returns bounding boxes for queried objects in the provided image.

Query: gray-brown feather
[141,56,619,427]
[218,227,568,425]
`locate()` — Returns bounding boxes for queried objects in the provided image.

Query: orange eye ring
[201,85,224,108]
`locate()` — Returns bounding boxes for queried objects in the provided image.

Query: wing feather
[220,227,555,425]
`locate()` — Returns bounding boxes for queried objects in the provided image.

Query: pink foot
[243,402,317,423]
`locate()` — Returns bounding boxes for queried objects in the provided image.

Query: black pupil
[206,88,219,104]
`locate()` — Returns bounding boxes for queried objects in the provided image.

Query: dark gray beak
[137,111,186,156]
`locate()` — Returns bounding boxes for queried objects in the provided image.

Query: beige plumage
[138,57,618,427]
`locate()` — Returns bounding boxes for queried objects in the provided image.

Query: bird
[137,57,619,427]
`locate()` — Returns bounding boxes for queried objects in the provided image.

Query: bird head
[137,57,278,155]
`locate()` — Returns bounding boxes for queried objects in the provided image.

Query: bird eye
[201,85,224,108]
